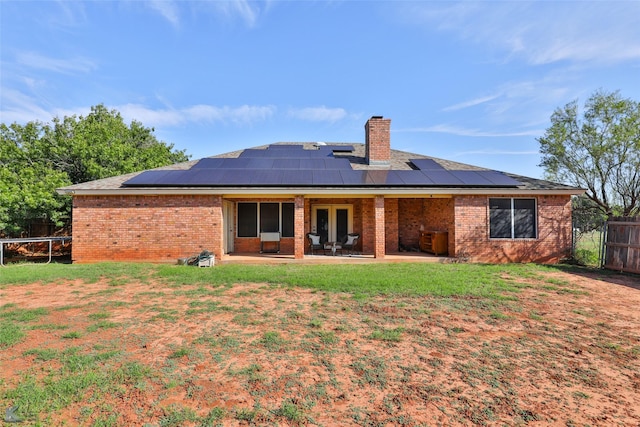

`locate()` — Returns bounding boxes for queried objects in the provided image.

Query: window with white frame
[237,202,294,238]
[489,198,537,239]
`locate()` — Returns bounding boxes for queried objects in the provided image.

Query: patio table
[323,241,342,256]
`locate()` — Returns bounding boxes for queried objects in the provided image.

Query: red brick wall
[384,198,399,252]
[72,193,572,264]
[453,195,572,263]
[72,195,222,263]
[425,198,455,255]
[397,199,422,249]
[396,198,454,252]
[360,198,375,254]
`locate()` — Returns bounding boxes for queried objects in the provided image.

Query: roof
[57,142,584,196]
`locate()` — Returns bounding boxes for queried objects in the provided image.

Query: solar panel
[381,171,406,185]
[272,158,301,169]
[310,149,335,158]
[191,158,225,169]
[123,141,523,188]
[220,170,253,185]
[250,170,283,185]
[237,144,344,160]
[394,170,436,185]
[339,170,367,185]
[268,145,303,150]
[299,158,326,169]
[410,159,445,170]
[324,158,352,170]
[246,158,275,169]
[480,171,521,186]
[218,158,249,168]
[450,171,494,186]
[238,148,267,158]
[124,168,520,187]
[123,171,172,186]
[281,170,313,185]
[365,170,390,185]
[180,169,218,186]
[421,170,465,185]
[312,170,343,185]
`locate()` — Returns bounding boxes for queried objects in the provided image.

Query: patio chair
[307,233,323,255]
[341,233,360,256]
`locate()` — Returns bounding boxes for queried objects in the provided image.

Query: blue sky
[2,1,639,179]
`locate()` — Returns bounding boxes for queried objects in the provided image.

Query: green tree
[0,122,71,235]
[40,104,189,184]
[538,89,640,217]
[571,195,606,233]
[1,105,190,236]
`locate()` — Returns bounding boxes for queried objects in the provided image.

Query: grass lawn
[1,262,638,426]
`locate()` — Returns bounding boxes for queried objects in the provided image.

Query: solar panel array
[122,144,521,188]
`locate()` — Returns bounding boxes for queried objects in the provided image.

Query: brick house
[57,116,583,264]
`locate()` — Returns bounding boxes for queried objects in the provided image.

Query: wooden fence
[603,217,640,274]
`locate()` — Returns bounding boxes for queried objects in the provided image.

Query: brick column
[211,195,224,261]
[374,195,386,258]
[385,198,399,253]
[294,195,305,259]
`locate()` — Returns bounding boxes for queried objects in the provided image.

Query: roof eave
[58,186,585,197]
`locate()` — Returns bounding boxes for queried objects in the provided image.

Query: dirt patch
[1,269,639,426]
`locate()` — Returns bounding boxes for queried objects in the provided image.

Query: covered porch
[222,195,454,260]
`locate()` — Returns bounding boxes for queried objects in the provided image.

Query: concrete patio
[219,252,452,265]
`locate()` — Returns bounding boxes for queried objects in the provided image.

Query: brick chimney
[365,116,391,166]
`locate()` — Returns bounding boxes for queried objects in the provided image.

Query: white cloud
[288,106,348,122]
[204,0,265,28]
[440,73,574,130]
[453,149,539,157]
[0,88,54,124]
[140,0,269,28]
[1,97,352,129]
[401,1,640,65]
[43,1,88,29]
[117,103,277,126]
[0,92,277,127]
[147,0,180,27]
[16,51,97,74]
[401,124,541,138]
[442,94,500,112]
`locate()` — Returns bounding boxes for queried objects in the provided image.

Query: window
[281,203,294,237]
[237,202,295,238]
[489,198,536,239]
[260,203,279,233]
[237,203,258,237]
